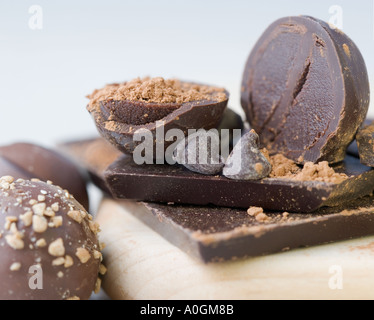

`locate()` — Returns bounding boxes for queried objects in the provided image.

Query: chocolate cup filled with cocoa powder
[87,78,229,160]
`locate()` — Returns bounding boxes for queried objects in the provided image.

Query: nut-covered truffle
[0,176,103,300]
[87,77,229,160]
[0,143,89,210]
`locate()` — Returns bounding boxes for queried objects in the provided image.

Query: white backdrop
[1,0,373,147]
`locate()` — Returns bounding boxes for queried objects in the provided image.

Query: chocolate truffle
[0,176,104,300]
[87,77,229,160]
[241,16,370,164]
[0,143,89,210]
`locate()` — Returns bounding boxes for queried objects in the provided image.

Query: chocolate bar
[61,138,374,213]
[118,196,374,263]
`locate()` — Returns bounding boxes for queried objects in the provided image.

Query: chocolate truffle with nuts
[87,77,229,160]
[0,176,105,300]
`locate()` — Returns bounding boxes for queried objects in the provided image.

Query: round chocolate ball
[0,176,104,300]
[0,143,89,210]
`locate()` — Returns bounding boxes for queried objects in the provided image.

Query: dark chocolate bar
[61,138,374,213]
[119,196,374,263]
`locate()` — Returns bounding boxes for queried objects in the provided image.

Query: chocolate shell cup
[241,16,370,164]
[87,84,229,160]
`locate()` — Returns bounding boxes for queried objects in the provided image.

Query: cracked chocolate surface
[241,16,370,164]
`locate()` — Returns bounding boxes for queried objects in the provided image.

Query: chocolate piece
[355,121,374,167]
[61,138,374,213]
[217,108,244,151]
[173,130,224,175]
[120,196,374,263]
[223,130,272,180]
[0,177,103,300]
[241,16,370,164]
[87,79,229,160]
[346,119,374,158]
[0,143,89,209]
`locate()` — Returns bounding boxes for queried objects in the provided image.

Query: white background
[1,0,373,147]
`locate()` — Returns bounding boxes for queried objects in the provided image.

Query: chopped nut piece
[99,264,107,275]
[51,202,59,212]
[10,222,18,233]
[66,296,80,300]
[37,195,45,202]
[67,210,83,223]
[89,221,100,234]
[247,207,264,217]
[29,199,38,205]
[5,216,18,230]
[1,176,15,183]
[93,250,102,260]
[49,216,63,228]
[47,180,53,185]
[80,210,87,219]
[20,211,33,227]
[5,234,24,250]
[32,203,46,216]
[52,257,65,266]
[35,238,47,248]
[10,262,21,271]
[44,207,55,217]
[32,215,48,233]
[99,242,106,251]
[64,255,74,268]
[48,238,65,257]
[94,278,101,294]
[75,247,91,263]
[57,271,64,278]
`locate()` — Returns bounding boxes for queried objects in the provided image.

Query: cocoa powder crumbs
[247,207,270,223]
[87,77,227,107]
[262,149,348,184]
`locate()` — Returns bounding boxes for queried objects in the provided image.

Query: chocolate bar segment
[241,16,370,164]
[121,196,374,263]
[61,138,374,213]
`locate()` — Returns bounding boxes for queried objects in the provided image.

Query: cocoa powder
[262,149,348,184]
[87,77,227,107]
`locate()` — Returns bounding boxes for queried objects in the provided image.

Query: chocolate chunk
[120,196,374,263]
[0,143,89,210]
[173,130,224,175]
[241,16,370,164]
[0,177,103,300]
[87,78,229,160]
[356,121,374,167]
[60,138,374,213]
[223,130,272,180]
[217,108,244,151]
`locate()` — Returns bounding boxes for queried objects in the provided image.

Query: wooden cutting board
[97,199,374,300]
